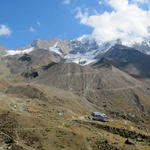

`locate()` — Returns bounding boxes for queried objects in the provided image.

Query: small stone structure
[90,112,109,122]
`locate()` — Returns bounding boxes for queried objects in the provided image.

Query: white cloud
[0,25,11,36]
[131,0,150,4]
[37,21,40,26]
[63,0,70,5]
[98,1,102,5]
[29,26,36,32]
[76,0,150,41]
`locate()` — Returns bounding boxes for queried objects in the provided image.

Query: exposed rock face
[68,39,99,54]
[0,44,8,55]
[125,138,135,145]
[21,71,39,79]
[98,44,150,78]
[30,38,72,54]
[132,39,150,54]
[18,54,31,62]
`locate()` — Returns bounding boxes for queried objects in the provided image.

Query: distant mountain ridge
[1,36,150,65]
[95,44,150,79]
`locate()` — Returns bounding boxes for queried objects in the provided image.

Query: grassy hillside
[0,78,149,150]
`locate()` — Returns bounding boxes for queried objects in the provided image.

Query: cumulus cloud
[29,26,36,32]
[63,0,70,5]
[76,0,150,41]
[0,25,11,36]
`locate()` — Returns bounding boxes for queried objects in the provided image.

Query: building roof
[92,112,107,117]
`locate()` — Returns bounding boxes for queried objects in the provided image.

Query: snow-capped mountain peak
[1,35,150,65]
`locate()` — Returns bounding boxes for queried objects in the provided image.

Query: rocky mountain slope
[97,44,150,79]
[0,37,150,149]
[0,44,8,55]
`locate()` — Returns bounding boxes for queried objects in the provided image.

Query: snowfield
[5,47,34,56]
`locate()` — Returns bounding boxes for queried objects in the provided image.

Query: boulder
[125,138,135,145]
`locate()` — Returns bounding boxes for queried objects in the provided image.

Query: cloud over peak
[0,25,11,36]
[76,0,150,41]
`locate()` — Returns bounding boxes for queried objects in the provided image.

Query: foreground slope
[0,79,150,150]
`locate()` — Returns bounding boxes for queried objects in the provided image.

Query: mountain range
[0,36,150,150]
[1,36,150,65]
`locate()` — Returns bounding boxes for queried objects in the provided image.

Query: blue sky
[0,0,150,49]
[0,0,96,49]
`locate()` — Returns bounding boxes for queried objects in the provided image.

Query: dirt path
[86,85,141,92]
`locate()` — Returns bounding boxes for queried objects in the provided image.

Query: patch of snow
[5,47,34,56]
[64,49,98,65]
[49,42,63,55]
[146,51,150,55]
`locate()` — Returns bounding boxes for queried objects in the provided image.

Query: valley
[0,38,150,150]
